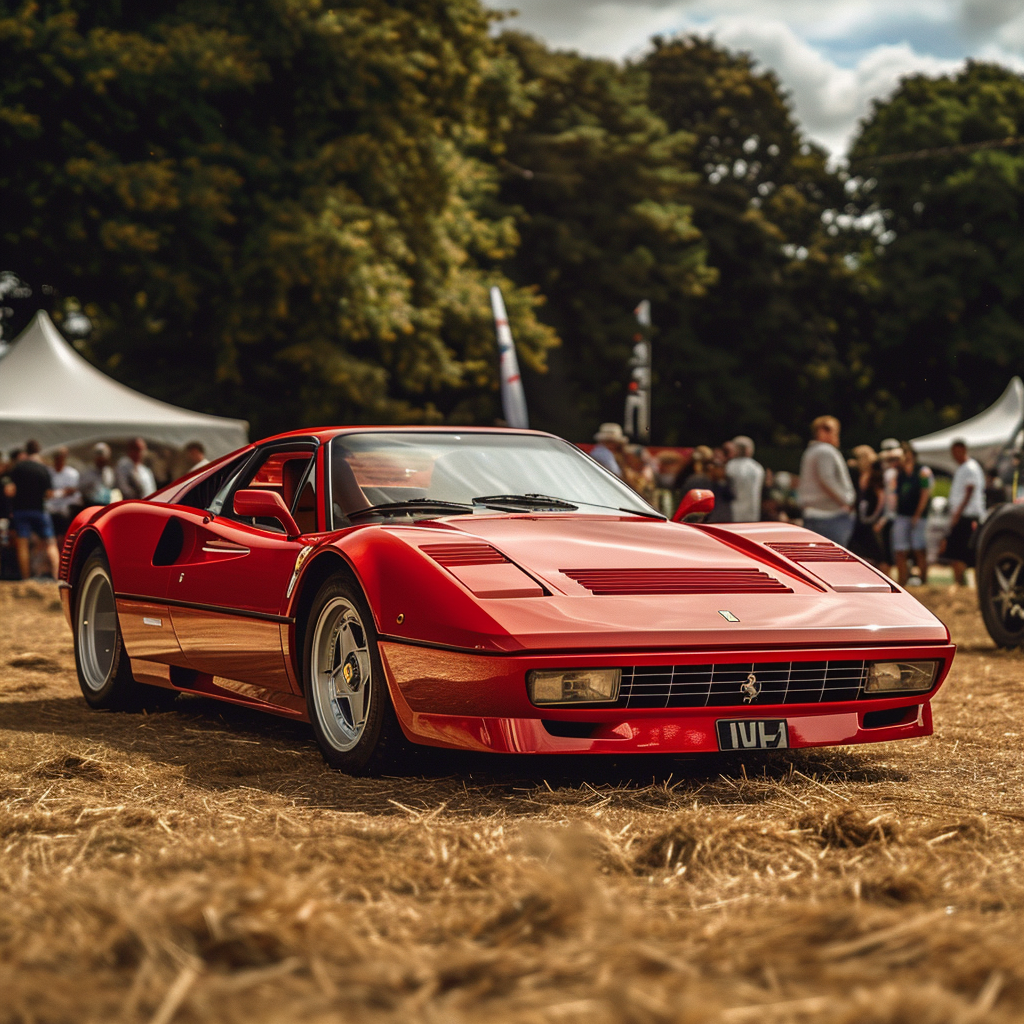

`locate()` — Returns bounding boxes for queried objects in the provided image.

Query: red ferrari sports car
[59,427,955,774]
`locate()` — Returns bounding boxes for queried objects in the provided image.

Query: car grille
[562,568,792,595]
[618,660,868,708]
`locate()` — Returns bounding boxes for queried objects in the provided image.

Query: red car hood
[396,515,949,652]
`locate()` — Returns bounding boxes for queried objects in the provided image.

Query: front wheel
[979,533,1024,648]
[303,573,409,774]
[73,551,140,709]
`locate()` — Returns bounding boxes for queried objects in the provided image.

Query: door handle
[201,539,251,555]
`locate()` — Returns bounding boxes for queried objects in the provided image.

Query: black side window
[174,454,249,511]
[217,446,316,533]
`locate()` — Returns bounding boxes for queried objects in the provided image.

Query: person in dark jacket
[3,440,60,579]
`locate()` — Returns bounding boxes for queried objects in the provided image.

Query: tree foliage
[0,0,557,436]
[642,36,874,446]
[496,33,712,439]
[849,61,1024,431]
[5,2,1024,452]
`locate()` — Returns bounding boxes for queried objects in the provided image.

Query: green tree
[849,61,1024,430]
[496,32,713,441]
[643,36,875,447]
[0,0,556,436]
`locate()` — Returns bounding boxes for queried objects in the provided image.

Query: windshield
[328,432,656,524]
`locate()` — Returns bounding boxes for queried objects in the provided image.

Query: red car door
[165,443,320,693]
[102,503,184,668]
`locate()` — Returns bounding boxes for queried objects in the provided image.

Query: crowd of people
[0,419,1000,587]
[590,415,995,586]
[0,438,208,581]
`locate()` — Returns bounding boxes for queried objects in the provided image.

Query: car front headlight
[865,660,939,694]
[528,668,621,705]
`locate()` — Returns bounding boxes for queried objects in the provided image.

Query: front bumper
[378,641,955,754]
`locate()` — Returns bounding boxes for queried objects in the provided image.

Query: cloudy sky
[490,1,1024,159]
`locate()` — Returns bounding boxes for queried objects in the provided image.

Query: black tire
[73,550,142,709]
[302,572,410,774]
[978,532,1024,648]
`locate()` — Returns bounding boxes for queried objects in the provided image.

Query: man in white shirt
[80,443,117,506]
[45,445,80,541]
[944,438,985,585]
[115,438,157,500]
[726,435,764,522]
[797,415,856,546]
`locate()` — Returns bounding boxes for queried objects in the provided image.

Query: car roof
[256,425,562,444]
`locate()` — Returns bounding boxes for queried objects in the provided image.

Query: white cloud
[492,0,1024,159]
[709,17,959,156]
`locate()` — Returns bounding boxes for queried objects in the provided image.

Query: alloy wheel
[310,596,373,752]
[77,564,118,692]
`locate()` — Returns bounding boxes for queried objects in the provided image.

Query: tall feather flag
[489,286,529,428]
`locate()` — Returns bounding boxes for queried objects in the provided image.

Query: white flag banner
[490,286,529,429]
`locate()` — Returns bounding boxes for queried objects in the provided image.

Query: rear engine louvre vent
[420,542,508,567]
[767,541,856,563]
[562,568,792,595]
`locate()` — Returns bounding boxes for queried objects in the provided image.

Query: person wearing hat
[80,443,117,507]
[848,445,885,565]
[591,423,626,478]
[875,438,903,573]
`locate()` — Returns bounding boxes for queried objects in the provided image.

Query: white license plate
[716,719,789,750]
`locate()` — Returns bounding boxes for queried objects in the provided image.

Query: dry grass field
[1,582,1023,1024]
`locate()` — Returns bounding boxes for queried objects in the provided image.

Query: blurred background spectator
[590,423,626,477]
[797,416,855,545]
[184,441,208,470]
[115,438,157,499]
[80,443,118,507]
[726,435,764,523]
[892,442,933,587]
[45,445,80,545]
[849,445,885,566]
[3,440,60,580]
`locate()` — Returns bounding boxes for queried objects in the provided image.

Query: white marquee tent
[911,376,1024,475]
[0,311,248,458]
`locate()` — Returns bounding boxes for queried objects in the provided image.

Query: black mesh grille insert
[618,660,868,708]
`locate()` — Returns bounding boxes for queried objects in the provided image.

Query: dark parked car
[976,503,1024,646]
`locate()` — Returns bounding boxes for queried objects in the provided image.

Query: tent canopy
[0,311,248,458]
[911,377,1024,475]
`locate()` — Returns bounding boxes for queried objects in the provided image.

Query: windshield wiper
[617,506,665,519]
[348,499,474,519]
[473,493,579,511]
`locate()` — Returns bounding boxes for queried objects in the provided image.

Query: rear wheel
[979,533,1024,647]
[304,573,409,774]
[74,551,140,709]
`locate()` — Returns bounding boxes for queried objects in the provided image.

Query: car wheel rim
[78,565,118,691]
[310,597,372,752]
[990,552,1024,634]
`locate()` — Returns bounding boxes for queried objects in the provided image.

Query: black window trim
[212,436,321,531]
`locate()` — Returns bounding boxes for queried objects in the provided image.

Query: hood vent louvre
[562,568,792,595]
[420,542,508,567]
[767,541,856,563]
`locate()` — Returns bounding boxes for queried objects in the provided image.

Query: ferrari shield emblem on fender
[286,545,315,598]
